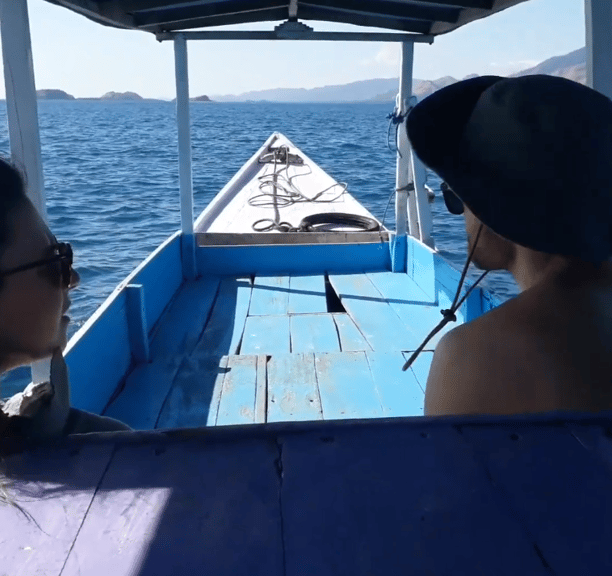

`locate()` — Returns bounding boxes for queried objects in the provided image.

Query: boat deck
[103,270,460,430]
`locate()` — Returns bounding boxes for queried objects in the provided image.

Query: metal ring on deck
[298,213,381,232]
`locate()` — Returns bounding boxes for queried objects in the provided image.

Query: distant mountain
[37,89,74,100]
[191,95,212,102]
[511,47,586,84]
[371,47,586,103]
[211,78,400,103]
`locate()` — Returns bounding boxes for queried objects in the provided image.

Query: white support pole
[0,0,50,384]
[411,149,434,247]
[0,0,46,218]
[174,34,197,280]
[585,0,612,100]
[395,42,415,241]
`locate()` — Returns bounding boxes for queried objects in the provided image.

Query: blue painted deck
[3,414,612,575]
[103,268,450,429]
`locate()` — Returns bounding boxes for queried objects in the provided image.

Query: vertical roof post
[1,0,50,384]
[585,0,612,99]
[391,42,414,272]
[0,0,46,219]
[174,34,197,280]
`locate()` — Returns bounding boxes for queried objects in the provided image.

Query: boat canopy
[43,0,531,36]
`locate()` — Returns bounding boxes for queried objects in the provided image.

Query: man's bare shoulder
[423,294,552,416]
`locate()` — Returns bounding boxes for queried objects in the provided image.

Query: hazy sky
[2,0,586,99]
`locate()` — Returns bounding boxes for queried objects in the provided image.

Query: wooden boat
[1,1,612,574]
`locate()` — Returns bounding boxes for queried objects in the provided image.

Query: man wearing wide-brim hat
[407,74,612,416]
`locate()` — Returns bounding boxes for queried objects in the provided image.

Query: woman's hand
[2,348,71,438]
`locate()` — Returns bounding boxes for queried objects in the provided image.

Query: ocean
[0,100,519,395]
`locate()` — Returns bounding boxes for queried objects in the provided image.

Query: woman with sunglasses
[0,159,130,438]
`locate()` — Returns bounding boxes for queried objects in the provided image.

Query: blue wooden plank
[0,443,115,576]
[216,355,258,426]
[314,351,383,419]
[105,277,221,430]
[156,355,229,429]
[66,292,131,414]
[366,351,424,417]
[241,315,290,355]
[281,424,550,576]
[402,350,434,394]
[328,273,420,351]
[196,243,391,276]
[287,274,327,314]
[267,353,322,423]
[192,276,252,356]
[249,275,290,316]
[62,439,283,576]
[460,424,612,576]
[332,313,371,351]
[367,270,460,349]
[290,314,340,353]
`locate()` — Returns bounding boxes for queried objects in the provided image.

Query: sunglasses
[0,239,74,288]
[440,181,464,215]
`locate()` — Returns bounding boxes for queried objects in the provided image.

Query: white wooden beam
[157,31,434,43]
[0,0,51,384]
[0,0,46,219]
[174,34,197,280]
[585,0,612,99]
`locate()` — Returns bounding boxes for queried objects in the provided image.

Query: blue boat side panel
[62,439,284,576]
[408,236,436,300]
[105,277,221,430]
[315,351,383,419]
[403,350,434,394]
[67,294,131,414]
[216,355,258,426]
[193,277,252,357]
[287,274,327,314]
[104,362,179,430]
[241,315,290,355]
[250,275,290,316]
[149,276,220,359]
[461,424,612,576]
[132,232,183,334]
[332,313,371,351]
[196,243,390,276]
[281,425,549,576]
[156,355,229,429]
[328,273,419,351]
[267,353,322,423]
[366,351,424,417]
[0,443,115,576]
[290,314,340,353]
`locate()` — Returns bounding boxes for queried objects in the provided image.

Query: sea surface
[0,101,519,395]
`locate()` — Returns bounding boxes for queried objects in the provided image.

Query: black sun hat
[406,74,612,263]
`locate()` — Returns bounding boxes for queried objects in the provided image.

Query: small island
[99,91,144,101]
[37,89,75,100]
[191,95,212,102]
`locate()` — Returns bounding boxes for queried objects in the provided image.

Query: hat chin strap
[402,223,489,372]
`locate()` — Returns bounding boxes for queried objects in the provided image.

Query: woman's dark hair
[0,159,28,276]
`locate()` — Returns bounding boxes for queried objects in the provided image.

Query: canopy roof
[44,0,531,36]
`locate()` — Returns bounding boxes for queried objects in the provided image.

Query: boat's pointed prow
[194,133,387,245]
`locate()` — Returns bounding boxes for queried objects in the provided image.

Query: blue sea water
[0,100,519,395]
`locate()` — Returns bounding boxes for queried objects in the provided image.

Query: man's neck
[509,250,612,292]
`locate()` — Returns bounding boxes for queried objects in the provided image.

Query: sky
[0,0,587,99]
